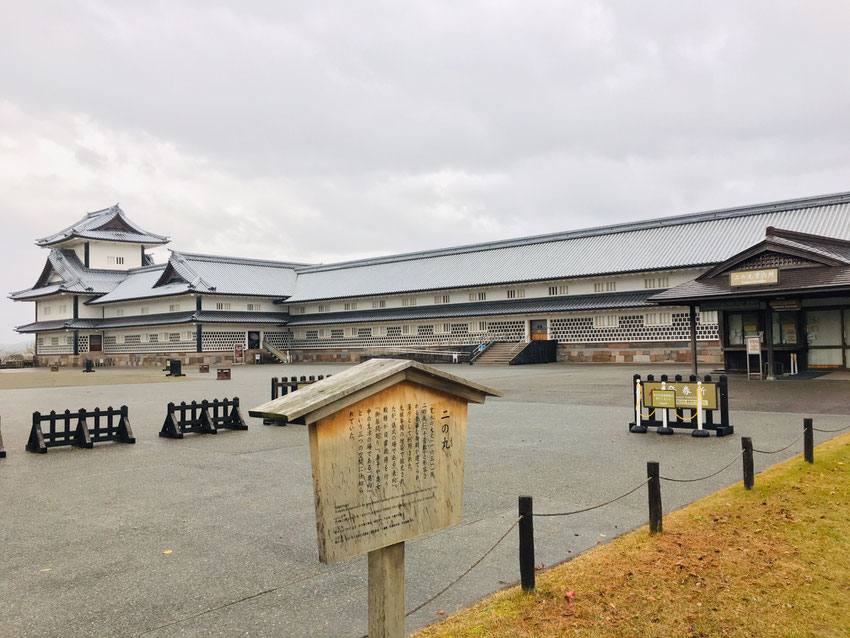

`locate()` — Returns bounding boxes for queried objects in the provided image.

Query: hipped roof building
[10,193,850,371]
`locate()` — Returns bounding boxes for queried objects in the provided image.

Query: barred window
[593,315,620,328]
[216,302,231,310]
[372,300,386,309]
[434,295,451,304]
[548,285,568,295]
[401,297,417,307]
[506,288,525,299]
[344,302,357,311]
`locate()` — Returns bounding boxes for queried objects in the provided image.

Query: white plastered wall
[88,241,143,270]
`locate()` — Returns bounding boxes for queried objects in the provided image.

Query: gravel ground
[0,362,847,638]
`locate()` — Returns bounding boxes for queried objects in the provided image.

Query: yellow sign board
[648,389,676,408]
[644,382,717,410]
[730,268,779,287]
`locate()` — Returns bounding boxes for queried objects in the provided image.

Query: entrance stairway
[472,341,526,365]
[263,340,290,364]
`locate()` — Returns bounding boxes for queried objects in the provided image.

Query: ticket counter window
[727,312,760,346]
[771,312,799,345]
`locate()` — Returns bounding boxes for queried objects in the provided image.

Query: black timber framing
[84,241,90,267]
[196,324,202,353]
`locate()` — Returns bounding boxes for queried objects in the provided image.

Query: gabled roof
[89,251,309,304]
[248,358,502,424]
[650,228,850,304]
[8,249,126,300]
[286,192,850,302]
[36,205,169,247]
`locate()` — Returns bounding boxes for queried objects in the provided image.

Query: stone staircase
[473,341,526,365]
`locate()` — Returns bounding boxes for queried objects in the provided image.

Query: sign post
[746,336,762,380]
[249,359,501,638]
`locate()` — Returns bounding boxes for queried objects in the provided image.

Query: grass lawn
[415,433,850,638]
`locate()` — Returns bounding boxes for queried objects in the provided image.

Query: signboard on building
[730,268,779,287]
[643,382,717,410]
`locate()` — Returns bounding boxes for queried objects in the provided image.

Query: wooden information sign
[249,359,501,637]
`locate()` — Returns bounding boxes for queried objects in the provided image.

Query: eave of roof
[286,291,659,325]
[36,205,169,246]
[15,310,291,333]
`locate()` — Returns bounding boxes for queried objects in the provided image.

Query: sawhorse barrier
[27,406,136,453]
[159,397,248,438]
[629,373,733,437]
[264,375,331,425]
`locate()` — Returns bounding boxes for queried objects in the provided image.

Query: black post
[689,305,698,377]
[518,495,535,591]
[742,437,754,489]
[271,377,278,400]
[804,418,813,464]
[719,375,730,428]
[647,462,662,534]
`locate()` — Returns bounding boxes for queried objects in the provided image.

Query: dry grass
[0,367,190,389]
[415,433,850,638]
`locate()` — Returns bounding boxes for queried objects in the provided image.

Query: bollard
[518,495,535,591]
[741,437,754,489]
[804,418,813,464]
[630,375,647,433]
[647,462,662,534]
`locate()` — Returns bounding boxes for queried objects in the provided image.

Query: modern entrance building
[652,227,850,375]
[9,192,850,368]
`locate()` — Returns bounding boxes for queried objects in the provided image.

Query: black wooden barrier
[160,397,248,438]
[629,373,733,437]
[264,375,331,425]
[83,359,95,373]
[27,406,135,453]
[165,359,185,377]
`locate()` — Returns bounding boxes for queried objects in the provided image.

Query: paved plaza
[1,363,848,637]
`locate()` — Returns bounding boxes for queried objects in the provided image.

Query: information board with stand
[250,359,501,638]
[746,336,762,380]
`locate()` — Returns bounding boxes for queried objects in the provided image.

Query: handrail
[468,341,496,364]
[262,339,290,364]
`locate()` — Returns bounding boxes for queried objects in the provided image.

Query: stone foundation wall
[35,349,270,368]
[558,341,723,364]
[37,342,724,367]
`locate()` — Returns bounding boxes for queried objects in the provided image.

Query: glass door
[806,309,843,368]
[845,310,850,369]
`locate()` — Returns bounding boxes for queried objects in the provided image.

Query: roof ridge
[295,190,850,274]
[172,250,312,268]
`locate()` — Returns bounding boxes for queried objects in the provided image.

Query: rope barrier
[753,431,805,455]
[638,409,656,419]
[660,450,744,483]
[674,410,697,422]
[534,478,651,517]
[812,424,850,433]
[403,516,522,619]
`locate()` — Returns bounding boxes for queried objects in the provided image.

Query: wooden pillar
[368,542,405,638]
[764,306,776,380]
[689,305,698,377]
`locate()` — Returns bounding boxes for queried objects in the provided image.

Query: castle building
[10,193,850,370]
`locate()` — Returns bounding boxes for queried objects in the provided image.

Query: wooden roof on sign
[248,358,503,425]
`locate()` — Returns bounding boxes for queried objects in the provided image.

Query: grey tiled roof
[90,252,307,304]
[36,205,169,246]
[287,291,656,325]
[9,249,126,300]
[652,228,850,304]
[16,310,289,333]
[287,193,850,301]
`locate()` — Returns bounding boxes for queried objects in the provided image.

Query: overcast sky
[2,1,849,345]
